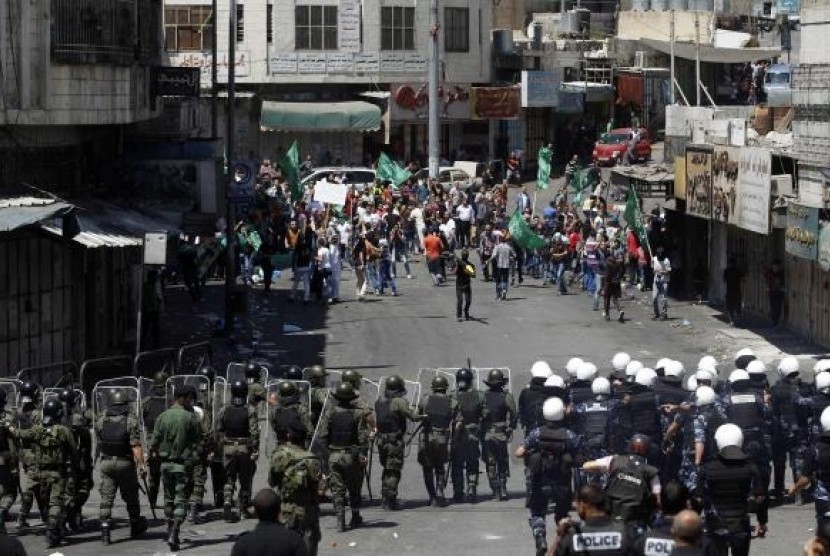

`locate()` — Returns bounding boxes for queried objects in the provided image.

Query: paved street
[15,246,825,555]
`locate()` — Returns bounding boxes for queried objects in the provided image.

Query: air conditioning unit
[634,51,646,68]
[771,174,794,197]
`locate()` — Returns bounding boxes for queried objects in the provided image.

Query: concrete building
[163,0,493,163]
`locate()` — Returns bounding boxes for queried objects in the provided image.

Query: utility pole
[211,0,218,136]
[670,10,675,104]
[694,11,701,107]
[428,0,440,179]
[224,0,237,333]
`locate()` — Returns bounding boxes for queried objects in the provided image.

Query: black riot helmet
[629,434,651,457]
[58,388,77,408]
[384,375,406,395]
[332,383,358,402]
[308,365,327,383]
[230,380,249,405]
[456,368,474,390]
[245,362,261,383]
[285,366,304,381]
[110,390,128,406]
[198,365,216,384]
[431,376,449,393]
[343,370,363,388]
[42,399,63,424]
[19,381,41,404]
[278,381,299,400]
[483,369,507,388]
[153,371,170,387]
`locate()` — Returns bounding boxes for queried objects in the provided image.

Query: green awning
[260,101,382,132]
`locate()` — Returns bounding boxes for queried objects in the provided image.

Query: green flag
[377,152,411,188]
[508,211,545,251]
[536,145,552,190]
[280,141,302,201]
[624,188,649,252]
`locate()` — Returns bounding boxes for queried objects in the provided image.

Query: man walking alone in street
[456,249,475,321]
[652,246,671,320]
[492,235,515,301]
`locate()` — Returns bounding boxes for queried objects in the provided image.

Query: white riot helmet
[735,348,755,361]
[592,377,611,396]
[685,375,698,392]
[625,360,644,379]
[655,358,673,372]
[635,368,657,387]
[566,357,584,377]
[699,355,719,372]
[695,385,717,407]
[815,360,830,375]
[542,397,565,422]
[544,374,566,389]
[778,356,800,377]
[665,360,685,378]
[821,406,830,433]
[695,368,716,383]
[728,369,750,384]
[530,361,554,379]
[816,372,830,393]
[577,362,598,382]
[746,359,767,376]
[612,352,631,372]
[715,423,744,450]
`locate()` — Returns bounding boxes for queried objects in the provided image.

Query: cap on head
[285,366,304,381]
[566,357,584,377]
[343,370,363,387]
[625,360,644,378]
[530,361,553,379]
[308,364,328,378]
[278,381,299,398]
[778,356,800,377]
[591,377,611,396]
[714,423,744,450]
[821,406,830,432]
[695,385,717,407]
[665,360,685,378]
[728,369,750,384]
[153,371,170,387]
[544,374,566,389]
[816,371,830,392]
[576,362,598,382]
[455,368,474,388]
[542,397,565,422]
[611,352,631,372]
[634,368,657,387]
[746,359,767,376]
[484,369,507,387]
[333,383,358,401]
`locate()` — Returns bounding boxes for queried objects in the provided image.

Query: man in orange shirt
[423,228,444,286]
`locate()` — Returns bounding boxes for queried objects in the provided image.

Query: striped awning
[260,101,382,132]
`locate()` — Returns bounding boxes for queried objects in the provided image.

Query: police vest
[652,378,686,406]
[144,396,166,433]
[629,390,660,436]
[99,412,132,458]
[726,391,763,430]
[329,408,359,447]
[529,425,571,481]
[606,454,655,522]
[569,381,593,405]
[704,455,755,524]
[484,391,508,425]
[273,404,303,439]
[223,405,250,438]
[641,528,675,556]
[567,519,627,555]
[375,398,405,435]
[684,407,725,460]
[580,400,609,438]
[426,395,453,430]
[457,390,482,426]
[772,379,800,426]
[519,384,548,430]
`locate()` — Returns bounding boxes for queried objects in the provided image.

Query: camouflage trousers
[377,434,405,497]
[451,427,481,495]
[146,454,162,508]
[189,459,207,504]
[98,456,141,521]
[19,464,42,520]
[160,462,191,521]
[328,448,364,509]
[223,445,256,511]
[482,438,510,487]
[33,469,68,521]
[0,459,18,513]
[678,448,699,493]
[282,502,321,556]
[65,464,93,521]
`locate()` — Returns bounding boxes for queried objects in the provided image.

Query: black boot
[466,485,477,504]
[435,470,447,507]
[422,468,436,506]
[0,509,7,535]
[46,520,61,548]
[101,520,112,545]
[349,510,363,529]
[534,528,548,556]
[167,519,181,551]
[130,516,148,538]
[499,474,509,501]
[387,493,399,511]
[223,504,235,523]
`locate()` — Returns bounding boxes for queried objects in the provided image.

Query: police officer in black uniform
[59,388,92,531]
[142,370,169,510]
[518,362,554,506]
[219,380,260,522]
[568,362,596,405]
[270,381,312,445]
[418,376,457,506]
[626,368,664,468]
[652,361,688,482]
[792,406,830,536]
[452,368,484,504]
[770,356,808,502]
[549,484,635,556]
[632,480,690,556]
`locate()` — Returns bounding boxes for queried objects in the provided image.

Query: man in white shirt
[409,206,425,253]
[336,220,352,263]
[455,198,475,249]
[652,246,671,320]
[328,236,343,302]
[439,215,456,251]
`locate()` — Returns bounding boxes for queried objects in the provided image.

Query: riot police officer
[142,370,169,510]
[746,359,769,397]
[189,364,217,523]
[307,365,329,428]
[571,377,614,488]
[518,362,554,507]
[548,484,635,556]
[626,368,663,467]
[792,406,830,530]
[652,360,687,481]
[770,356,808,501]
[610,352,631,382]
[569,362,597,405]
[698,424,768,555]
[58,388,92,531]
[246,362,268,413]
[319,383,371,531]
[481,369,516,501]
[271,381,313,444]
[452,368,484,504]
[515,397,579,556]
[0,390,16,534]
[799,371,830,444]
[15,381,42,531]
[418,375,457,506]
[95,390,148,544]
[374,375,423,510]
[218,380,260,522]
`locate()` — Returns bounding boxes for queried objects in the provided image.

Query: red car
[592,127,652,166]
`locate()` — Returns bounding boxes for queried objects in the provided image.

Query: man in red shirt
[423,228,444,286]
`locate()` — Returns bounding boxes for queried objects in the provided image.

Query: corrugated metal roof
[0,196,73,232]
[0,196,60,208]
[40,225,144,248]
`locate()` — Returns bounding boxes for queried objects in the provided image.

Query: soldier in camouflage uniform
[12,399,78,548]
[218,380,260,522]
[246,362,268,414]
[319,383,370,531]
[307,365,330,428]
[481,369,517,501]
[375,375,424,510]
[150,384,200,551]
[58,388,93,531]
[451,368,484,504]
[270,381,313,445]
[417,375,458,507]
[141,371,169,511]
[0,389,18,534]
[14,381,43,531]
[95,390,148,545]
[188,365,217,524]
[269,419,322,556]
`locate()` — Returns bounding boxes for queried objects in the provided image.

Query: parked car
[592,127,652,166]
[299,167,376,192]
[412,166,476,191]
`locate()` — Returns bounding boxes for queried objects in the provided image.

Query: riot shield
[378,377,422,409]
[0,379,21,410]
[265,379,312,451]
[165,375,211,408]
[42,387,87,412]
[79,356,132,395]
[474,367,512,393]
[176,342,213,376]
[308,392,330,454]
[226,362,268,385]
[416,368,459,406]
[133,349,177,380]
[359,378,380,407]
[18,361,77,390]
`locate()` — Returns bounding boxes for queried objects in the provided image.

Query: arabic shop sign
[785,202,819,260]
[153,67,201,97]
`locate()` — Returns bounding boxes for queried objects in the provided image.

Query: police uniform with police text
[553,515,632,556]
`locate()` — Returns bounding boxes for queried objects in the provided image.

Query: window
[444,7,468,53]
[236,5,245,43]
[267,4,273,43]
[295,5,338,50]
[164,6,214,52]
[381,7,414,51]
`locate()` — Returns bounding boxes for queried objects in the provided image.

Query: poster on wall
[390,83,470,121]
[685,146,713,219]
[712,146,738,224]
[471,86,521,119]
[338,0,361,52]
[785,202,819,260]
[819,222,830,271]
[735,147,772,235]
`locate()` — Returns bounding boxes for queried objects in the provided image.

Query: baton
[364,437,375,501]
[141,474,157,520]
